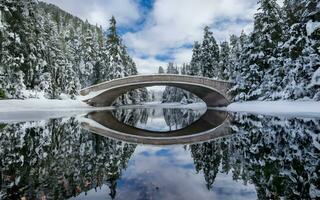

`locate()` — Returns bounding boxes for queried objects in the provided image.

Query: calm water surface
[0,106,319,200]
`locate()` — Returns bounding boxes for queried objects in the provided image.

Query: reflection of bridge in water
[80,74,234,107]
[80,109,231,145]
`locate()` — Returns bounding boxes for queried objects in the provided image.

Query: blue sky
[42,0,282,74]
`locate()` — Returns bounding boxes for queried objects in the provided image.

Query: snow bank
[0,99,90,112]
[0,99,112,123]
[217,100,320,118]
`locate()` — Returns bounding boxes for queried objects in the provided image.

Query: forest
[0,0,319,103]
[161,0,320,102]
[0,1,147,104]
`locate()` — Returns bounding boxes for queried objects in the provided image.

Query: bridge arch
[80,74,233,107]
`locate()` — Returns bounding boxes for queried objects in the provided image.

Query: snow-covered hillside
[0,1,147,104]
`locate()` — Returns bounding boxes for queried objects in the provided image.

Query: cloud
[123,0,258,73]
[173,48,193,66]
[41,0,141,28]
[117,146,257,200]
[124,0,257,56]
[133,56,168,74]
[73,145,258,200]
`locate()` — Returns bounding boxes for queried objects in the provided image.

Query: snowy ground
[0,99,112,123]
[215,100,320,118]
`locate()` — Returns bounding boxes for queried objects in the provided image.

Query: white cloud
[173,48,193,66]
[73,145,258,199]
[124,0,258,73]
[124,0,257,56]
[117,146,257,200]
[41,0,141,28]
[133,56,167,74]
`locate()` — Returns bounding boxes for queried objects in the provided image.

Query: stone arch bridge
[80,74,233,107]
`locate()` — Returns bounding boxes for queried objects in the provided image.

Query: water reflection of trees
[0,118,136,200]
[112,107,205,132]
[163,108,204,131]
[112,108,149,126]
[188,114,320,199]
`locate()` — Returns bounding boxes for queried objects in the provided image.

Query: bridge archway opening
[112,85,204,106]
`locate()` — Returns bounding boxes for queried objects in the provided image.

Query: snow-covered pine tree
[92,26,106,84]
[0,0,35,98]
[105,16,124,80]
[180,63,187,75]
[41,13,66,99]
[158,66,165,74]
[103,16,148,105]
[228,34,241,81]
[189,41,202,76]
[228,32,251,100]
[229,32,252,100]
[218,41,231,80]
[162,62,181,102]
[200,26,219,78]
[280,0,320,100]
[79,23,95,87]
[240,0,283,100]
[162,62,199,103]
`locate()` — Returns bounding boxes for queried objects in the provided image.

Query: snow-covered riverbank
[216,100,320,118]
[0,99,91,112]
[0,99,111,123]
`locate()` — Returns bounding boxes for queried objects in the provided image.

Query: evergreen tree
[239,0,283,100]
[162,62,199,103]
[280,0,320,100]
[104,16,124,80]
[0,0,34,98]
[158,66,165,74]
[103,16,147,105]
[218,41,230,80]
[162,63,181,102]
[189,41,201,76]
[228,32,250,99]
[200,26,219,78]
[79,24,95,87]
[180,63,188,75]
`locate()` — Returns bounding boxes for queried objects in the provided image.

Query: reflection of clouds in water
[73,145,256,200]
[119,146,256,200]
